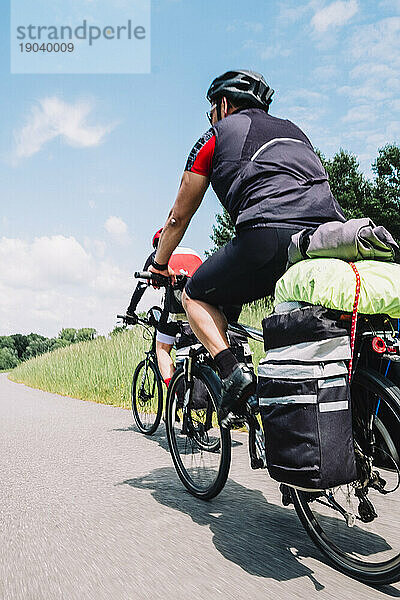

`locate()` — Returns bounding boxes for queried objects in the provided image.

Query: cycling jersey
[185,108,345,231]
[127,247,202,345]
[168,247,202,277]
[185,129,215,177]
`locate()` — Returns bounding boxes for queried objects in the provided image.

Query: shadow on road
[116,426,400,595]
[113,423,243,453]
[121,466,329,588]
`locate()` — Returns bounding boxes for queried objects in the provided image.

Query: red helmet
[152,228,163,248]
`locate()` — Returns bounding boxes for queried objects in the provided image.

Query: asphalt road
[1,373,399,600]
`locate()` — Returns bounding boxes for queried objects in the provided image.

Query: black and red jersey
[184,108,345,231]
[185,128,215,178]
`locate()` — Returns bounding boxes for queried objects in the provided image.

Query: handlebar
[134,271,188,289]
[134,271,170,287]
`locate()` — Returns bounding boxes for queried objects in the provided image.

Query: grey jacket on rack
[287,218,399,266]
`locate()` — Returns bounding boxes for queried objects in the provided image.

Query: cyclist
[149,70,346,427]
[126,228,202,387]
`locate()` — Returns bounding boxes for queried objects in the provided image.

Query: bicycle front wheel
[131,359,163,435]
[291,368,400,585]
[165,365,231,500]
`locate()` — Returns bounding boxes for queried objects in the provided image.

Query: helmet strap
[216,98,222,121]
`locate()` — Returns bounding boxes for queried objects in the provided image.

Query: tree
[76,328,97,342]
[50,338,71,351]
[0,336,16,352]
[206,207,235,255]
[371,144,400,242]
[317,149,373,221]
[109,326,126,337]
[0,347,19,370]
[10,334,29,360]
[24,339,53,359]
[58,328,77,343]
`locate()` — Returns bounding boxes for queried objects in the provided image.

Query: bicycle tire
[291,367,400,585]
[165,364,231,500]
[131,359,163,435]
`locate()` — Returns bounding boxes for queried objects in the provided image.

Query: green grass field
[9,300,271,408]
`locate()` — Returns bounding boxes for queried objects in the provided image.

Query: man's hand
[149,264,176,286]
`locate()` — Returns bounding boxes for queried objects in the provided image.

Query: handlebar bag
[258,305,357,491]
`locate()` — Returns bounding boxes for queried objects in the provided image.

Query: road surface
[0,374,399,599]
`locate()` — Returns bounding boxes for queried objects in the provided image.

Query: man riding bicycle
[149,70,346,427]
[126,228,202,387]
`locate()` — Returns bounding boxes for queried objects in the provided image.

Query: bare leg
[182,290,229,358]
[156,341,175,381]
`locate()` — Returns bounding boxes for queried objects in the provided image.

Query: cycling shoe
[218,365,256,429]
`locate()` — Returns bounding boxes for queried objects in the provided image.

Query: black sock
[214,349,238,380]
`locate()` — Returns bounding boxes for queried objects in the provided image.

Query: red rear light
[372,337,386,354]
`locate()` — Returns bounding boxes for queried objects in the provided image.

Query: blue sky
[1,0,400,336]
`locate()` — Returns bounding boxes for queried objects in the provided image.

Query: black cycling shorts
[185,226,303,308]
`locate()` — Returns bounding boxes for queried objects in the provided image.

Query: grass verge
[9,300,271,408]
[9,328,150,408]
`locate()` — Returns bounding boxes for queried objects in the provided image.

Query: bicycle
[118,271,200,435]
[165,306,400,583]
[117,307,164,435]
[132,272,400,584]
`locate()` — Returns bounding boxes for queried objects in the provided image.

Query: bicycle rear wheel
[291,368,400,585]
[131,359,163,435]
[165,365,231,500]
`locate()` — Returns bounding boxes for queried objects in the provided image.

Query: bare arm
[154,171,209,268]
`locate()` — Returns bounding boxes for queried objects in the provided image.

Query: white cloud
[313,65,338,80]
[311,0,358,33]
[0,234,144,337]
[379,0,400,11]
[342,105,377,123]
[243,40,291,59]
[350,17,400,65]
[340,120,400,175]
[338,83,393,101]
[350,63,397,80]
[13,97,114,161]
[0,236,92,290]
[278,1,321,24]
[83,237,106,258]
[104,216,130,245]
[275,89,328,141]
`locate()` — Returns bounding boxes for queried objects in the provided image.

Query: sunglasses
[206,103,217,125]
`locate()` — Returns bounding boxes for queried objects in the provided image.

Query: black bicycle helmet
[206,70,274,111]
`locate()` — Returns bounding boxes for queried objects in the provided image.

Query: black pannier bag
[257,305,357,490]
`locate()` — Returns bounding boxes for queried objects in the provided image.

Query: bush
[0,347,19,370]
